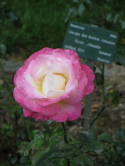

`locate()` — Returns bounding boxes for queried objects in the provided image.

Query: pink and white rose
[13,48,95,122]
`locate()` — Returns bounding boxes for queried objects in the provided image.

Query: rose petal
[84,82,95,96]
[13,48,95,123]
[47,90,65,98]
[42,72,54,96]
[49,102,82,122]
[13,87,25,108]
[64,70,88,104]
[27,59,47,84]
[53,48,65,54]
[14,65,28,87]
[40,47,54,54]
[64,49,80,62]
[81,65,95,82]
[48,59,69,78]
[24,97,60,116]
[23,109,48,121]
[81,64,95,95]
[35,80,78,106]
[24,48,54,66]
[65,64,76,91]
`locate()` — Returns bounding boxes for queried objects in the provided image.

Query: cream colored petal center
[42,72,66,96]
[36,67,47,80]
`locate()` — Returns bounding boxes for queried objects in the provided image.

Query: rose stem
[62,122,70,166]
[90,105,105,128]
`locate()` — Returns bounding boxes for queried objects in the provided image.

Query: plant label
[62,21,118,64]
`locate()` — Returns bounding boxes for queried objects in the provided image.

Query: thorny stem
[90,105,105,128]
[94,62,102,72]
[62,122,70,166]
[26,118,32,140]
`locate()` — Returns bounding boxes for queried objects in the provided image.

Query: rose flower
[13,48,95,122]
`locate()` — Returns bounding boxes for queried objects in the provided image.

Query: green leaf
[19,156,31,164]
[71,156,83,166]
[71,155,93,166]
[113,14,120,24]
[56,144,79,158]
[81,140,105,154]
[114,142,125,152]
[72,6,78,16]
[33,147,57,166]
[106,13,113,22]
[34,140,44,150]
[103,157,111,164]
[95,73,103,86]
[113,153,122,162]
[115,128,125,140]
[18,141,33,156]
[65,7,73,23]
[119,55,125,66]
[97,133,112,144]
[114,53,120,65]
[85,0,93,11]
[121,150,125,162]
[11,157,18,165]
[105,90,120,107]
[78,3,85,17]
[42,125,53,137]
[111,96,120,107]
[47,119,54,125]
[91,141,105,154]
[120,21,125,29]
[83,156,94,166]
[81,143,90,152]
[40,161,55,166]
[0,44,6,54]
[78,131,95,143]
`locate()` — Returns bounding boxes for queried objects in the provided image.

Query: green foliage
[18,129,113,166]
[115,128,125,141]
[71,155,93,166]
[114,53,125,66]
[1,123,14,138]
[97,133,112,144]
[33,147,57,166]
[78,132,106,155]
[103,128,125,166]
[78,131,95,142]
[94,72,104,86]
[105,89,120,107]
[0,61,32,165]
[0,0,68,58]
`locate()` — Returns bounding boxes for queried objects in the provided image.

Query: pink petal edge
[23,109,49,121]
[49,102,82,122]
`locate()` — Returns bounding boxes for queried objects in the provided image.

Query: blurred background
[0,0,125,165]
